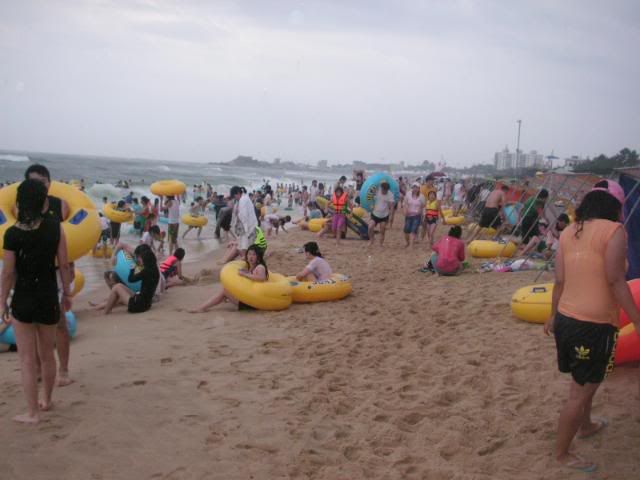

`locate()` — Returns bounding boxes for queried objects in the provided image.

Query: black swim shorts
[371,214,389,225]
[553,312,618,385]
[479,207,501,228]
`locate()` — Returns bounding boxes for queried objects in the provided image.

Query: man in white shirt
[163,195,180,254]
[230,186,258,254]
[367,182,395,247]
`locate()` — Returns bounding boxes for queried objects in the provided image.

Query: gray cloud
[0,0,638,166]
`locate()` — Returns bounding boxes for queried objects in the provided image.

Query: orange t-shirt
[558,219,624,326]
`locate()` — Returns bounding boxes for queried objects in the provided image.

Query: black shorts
[554,312,618,385]
[161,265,177,279]
[128,294,151,314]
[521,215,539,243]
[11,292,60,326]
[110,222,122,239]
[424,215,438,225]
[479,207,501,228]
[371,214,389,225]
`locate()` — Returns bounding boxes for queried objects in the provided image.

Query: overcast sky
[1,0,638,166]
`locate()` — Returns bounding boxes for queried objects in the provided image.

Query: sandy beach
[2,221,639,480]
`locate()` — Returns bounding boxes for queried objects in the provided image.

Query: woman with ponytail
[1,179,71,424]
[544,179,640,472]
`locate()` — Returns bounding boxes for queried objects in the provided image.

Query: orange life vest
[331,192,349,213]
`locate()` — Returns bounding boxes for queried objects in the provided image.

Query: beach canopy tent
[618,169,640,280]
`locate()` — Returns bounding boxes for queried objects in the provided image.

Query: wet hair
[230,186,243,197]
[501,185,510,191]
[279,215,291,225]
[448,226,462,238]
[245,244,268,279]
[339,176,347,182]
[149,225,161,236]
[335,186,344,195]
[174,248,185,260]
[134,244,157,271]
[16,179,47,225]
[574,190,622,238]
[24,164,51,181]
[557,213,570,224]
[304,241,322,257]
[141,196,150,205]
[538,189,549,199]
[117,200,126,209]
[380,182,389,190]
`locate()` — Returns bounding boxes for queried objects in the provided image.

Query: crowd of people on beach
[1,163,640,474]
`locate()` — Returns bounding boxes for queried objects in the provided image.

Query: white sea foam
[0,154,29,162]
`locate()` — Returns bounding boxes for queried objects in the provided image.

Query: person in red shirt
[424,226,465,275]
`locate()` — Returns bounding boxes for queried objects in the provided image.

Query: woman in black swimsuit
[91,244,159,315]
[0,179,72,424]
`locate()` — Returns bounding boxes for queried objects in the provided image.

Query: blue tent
[619,172,640,280]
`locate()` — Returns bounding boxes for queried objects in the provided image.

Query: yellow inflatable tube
[150,180,186,197]
[260,206,278,217]
[287,274,352,303]
[444,216,464,225]
[511,283,553,324]
[468,240,517,258]
[103,203,133,223]
[91,245,113,258]
[352,207,367,218]
[0,181,101,262]
[220,261,292,311]
[468,223,497,236]
[72,269,85,297]
[182,214,208,227]
[308,218,328,233]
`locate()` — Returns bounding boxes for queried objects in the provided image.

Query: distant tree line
[573,148,639,175]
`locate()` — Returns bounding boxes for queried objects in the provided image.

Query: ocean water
[0,150,341,206]
[0,149,341,297]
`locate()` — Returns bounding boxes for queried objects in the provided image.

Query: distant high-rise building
[494,147,545,170]
[317,159,328,168]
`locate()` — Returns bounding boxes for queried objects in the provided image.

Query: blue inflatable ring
[359,172,400,212]
[114,250,142,292]
[0,311,77,346]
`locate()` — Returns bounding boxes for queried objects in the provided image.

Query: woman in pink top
[402,182,425,247]
[544,180,640,473]
[296,242,332,282]
[427,226,465,275]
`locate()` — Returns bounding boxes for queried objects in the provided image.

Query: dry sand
[2,220,640,480]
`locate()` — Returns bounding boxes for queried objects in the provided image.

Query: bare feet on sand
[57,373,74,387]
[13,413,40,424]
[39,399,54,411]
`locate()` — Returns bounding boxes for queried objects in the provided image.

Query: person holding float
[296,242,333,282]
[1,179,72,423]
[24,164,77,387]
[543,180,640,473]
[367,182,395,248]
[91,244,159,315]
[189,245,268,313]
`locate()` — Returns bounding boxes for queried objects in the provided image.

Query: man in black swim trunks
[24,164,74,387]
[467,184,509,243]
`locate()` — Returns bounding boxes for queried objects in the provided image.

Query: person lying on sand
[189,245,267,313]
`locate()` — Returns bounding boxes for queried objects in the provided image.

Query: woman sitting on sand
[422,226,465,276]
[91,244,159,315]
[1,179,72,424]
[295,242,332,282]
[544,180,640,473]
[189,245,267,312]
